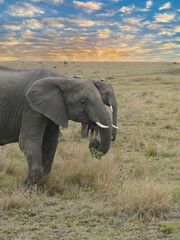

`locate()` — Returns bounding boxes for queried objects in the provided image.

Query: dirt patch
[164,69,180,75]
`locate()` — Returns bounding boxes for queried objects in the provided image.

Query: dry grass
[0,190,38,210]
[113,178,173,218]
[0,62,180,239]
[46,141,119,194]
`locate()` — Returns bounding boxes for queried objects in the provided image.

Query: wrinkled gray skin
[0,66,112,187]
[80,78,117,141]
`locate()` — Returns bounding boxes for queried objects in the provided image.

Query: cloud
[147,23,161,30]
[135,48,152,53]
[73,1,103,13]
[97,29,112,39]
[119,5,135,14]
[119,35,135,40]
[22,18,66,30]
[98,34,110,39]
[158,30,175,36]
[31,0,64,5]
[42,29,57,35]
[158,43,180,49]
[64,28,78,32]
[123,17,143,26]
[0,39,22,46]
[97,29,112,34]
[23,30,34,36]
[146,1,153,9]
[58,17,102,27]
[6,3,44,17]
[118,24,139,33]
[0,0,4,4]
[174,26,180,32]
[0,57,18,61]
[122,17,150,29]
[21,30,36,41]
[23,19,44,29]
[62,18,96,27]
[154,12,175,22]
[24,17,106,29]
[119,2,153,14]
[159,2,171,11]
[97,10,118,17]
[43,18,64,28]
[3,25,21,31]
[98,46,131,60]
[139,34,157,44]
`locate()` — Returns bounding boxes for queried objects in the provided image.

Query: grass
[0,61,180,239]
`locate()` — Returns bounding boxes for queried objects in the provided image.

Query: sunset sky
[0,0,179,61]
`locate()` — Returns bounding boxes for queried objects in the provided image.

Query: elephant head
[26,76,112,155]
[91,79,118,141]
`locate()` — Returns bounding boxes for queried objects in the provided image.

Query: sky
[0,0,179,62]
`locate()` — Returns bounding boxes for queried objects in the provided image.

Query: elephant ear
[25,77,68,127]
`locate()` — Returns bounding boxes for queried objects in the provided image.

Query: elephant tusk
[110,105,113,112]
[112,124,119,129]
[95,122,110,129]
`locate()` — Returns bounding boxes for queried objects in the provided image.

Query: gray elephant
[0,66,113,187]
[77,77,118,142]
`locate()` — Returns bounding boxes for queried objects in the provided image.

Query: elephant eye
[81,99,87,105]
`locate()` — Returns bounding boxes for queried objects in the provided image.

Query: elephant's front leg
[19,110,48,187]
[81,123,89,141]
[42,121,59,175]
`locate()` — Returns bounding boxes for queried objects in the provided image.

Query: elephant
[0,66,114,187]
[75,77,118,142]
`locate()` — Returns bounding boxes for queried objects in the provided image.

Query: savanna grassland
[0,61,180,240]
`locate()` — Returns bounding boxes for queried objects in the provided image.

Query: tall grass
[0,131,176,218]
[46,142,119,194]
[0,190,38,210]
[0,62,179,220]
[111,178,173,218]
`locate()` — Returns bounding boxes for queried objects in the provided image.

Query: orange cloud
[158,30,174,36]
[98,46,131,60]
[0,40,21,46]
[0,56,18,61]
[157,43,180,49]
[135,48,152,53]
[97,28,112,34]
[174,26,180,33]
[97,28,112,39]
[98,34,110,39]
[119,35,135,40]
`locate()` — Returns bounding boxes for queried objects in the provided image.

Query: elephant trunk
[89,109,112,156]
[111,99,117,141]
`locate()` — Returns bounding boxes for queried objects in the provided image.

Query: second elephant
[80,78,118,141]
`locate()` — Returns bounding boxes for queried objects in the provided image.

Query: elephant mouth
[69,112,90,123]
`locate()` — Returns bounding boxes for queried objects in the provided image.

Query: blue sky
[0,0,179,61]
